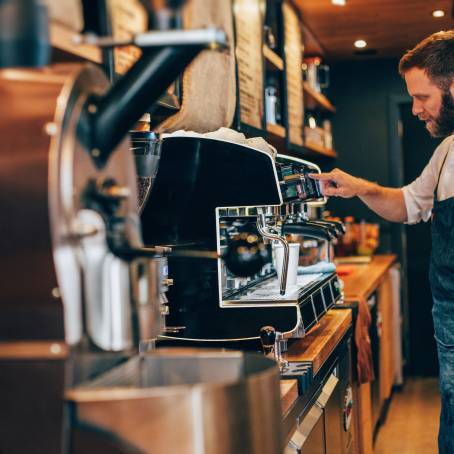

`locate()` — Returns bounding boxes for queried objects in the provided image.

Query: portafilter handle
[260,326,276,356]
[260,326,289,370]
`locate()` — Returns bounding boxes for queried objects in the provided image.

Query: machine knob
[222,232,269,278]
[260,326,276,355]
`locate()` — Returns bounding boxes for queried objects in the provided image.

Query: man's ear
[450,78,454,98]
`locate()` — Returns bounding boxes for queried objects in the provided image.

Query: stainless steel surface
[223,273,324,304]
[257,212,289,295]
[76,28,229,50]
[67,348,284,454]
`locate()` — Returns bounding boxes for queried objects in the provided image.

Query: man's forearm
[357,179,407,223]
[310,169,408,223]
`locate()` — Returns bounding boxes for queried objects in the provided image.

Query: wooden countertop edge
[280,379,299,415]
[342,254,397,303]
[284,309,353,375]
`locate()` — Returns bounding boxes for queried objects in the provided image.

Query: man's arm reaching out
[310,168,408,223]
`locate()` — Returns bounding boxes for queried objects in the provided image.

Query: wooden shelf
[267,122,285,137]
[303,140,337,158]
[303,82,336,113]
[50,22,102,64]
[266,123,337,159]
[263,45,284,71]
[266,123,286,150]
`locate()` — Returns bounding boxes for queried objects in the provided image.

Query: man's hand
[309,168,368,198]
[310,168,407,223]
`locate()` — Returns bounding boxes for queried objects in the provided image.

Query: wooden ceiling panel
[295,0,454,60]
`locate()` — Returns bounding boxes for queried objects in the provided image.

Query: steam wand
[256,211,289,295]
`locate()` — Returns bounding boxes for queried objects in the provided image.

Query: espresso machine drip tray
[224,273,324,304]
[220,271,342,339]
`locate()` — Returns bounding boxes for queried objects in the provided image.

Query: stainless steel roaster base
[66,348,283,454]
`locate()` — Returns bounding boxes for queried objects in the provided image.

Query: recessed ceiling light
[332,0,346,5]
[432,9,445,17]
[354,39,367,49]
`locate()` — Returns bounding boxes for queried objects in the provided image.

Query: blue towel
[298,262,336,275]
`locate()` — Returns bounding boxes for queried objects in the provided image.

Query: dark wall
[325,58,409,251]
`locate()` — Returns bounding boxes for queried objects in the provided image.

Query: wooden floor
[374,377,441,454]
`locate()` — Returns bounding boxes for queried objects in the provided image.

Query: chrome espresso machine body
[141,136,343,348]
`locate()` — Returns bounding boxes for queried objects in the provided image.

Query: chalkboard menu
[233,0,265,130]
[282,1,304,146]
[108,0,148,75]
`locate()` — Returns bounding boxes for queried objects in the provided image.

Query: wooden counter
[338,254,399,454]
[279,308,353,444]
[280,379,298,415]
[279,309,352,415]
[285,309,352,374]
[341,254,396,302]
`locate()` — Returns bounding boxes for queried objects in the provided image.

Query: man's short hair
[399,30,454,89]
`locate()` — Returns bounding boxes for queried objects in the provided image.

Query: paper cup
[273,243,300,287]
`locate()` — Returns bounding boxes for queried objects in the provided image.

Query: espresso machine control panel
[276,160,324,203]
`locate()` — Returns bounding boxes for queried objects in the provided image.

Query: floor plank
[375,377,440,454]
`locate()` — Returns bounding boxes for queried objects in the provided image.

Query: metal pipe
[256,213,289,295]
[78,28,227,168]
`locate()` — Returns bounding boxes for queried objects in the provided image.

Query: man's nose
[412,100,424,116]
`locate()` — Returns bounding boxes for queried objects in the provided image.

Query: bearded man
[310,31,454,453]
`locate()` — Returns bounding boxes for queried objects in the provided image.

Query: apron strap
[434,144,452,202]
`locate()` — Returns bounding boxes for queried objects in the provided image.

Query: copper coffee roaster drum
[0,64,139,342]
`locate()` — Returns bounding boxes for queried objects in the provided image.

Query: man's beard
[428,90,454,137]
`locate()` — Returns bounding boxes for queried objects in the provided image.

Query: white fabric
[163,127,277,158]
[402,135,454,224]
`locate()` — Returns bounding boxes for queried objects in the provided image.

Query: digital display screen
[278,162,323,202]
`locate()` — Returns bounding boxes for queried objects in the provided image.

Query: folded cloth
[163,127,277,159]
[156,0,236,133]
[297,262,336,275]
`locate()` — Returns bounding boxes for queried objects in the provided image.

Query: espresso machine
[140,135,344,352]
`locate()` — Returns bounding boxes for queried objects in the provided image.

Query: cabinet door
[378,271,395,403]
[322,374,343,454]
[302,413,325,454]
[286,404,325,454]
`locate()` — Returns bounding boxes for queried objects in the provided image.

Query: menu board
[282,1,304,146]
[233,0,264,130]
[108,0,148,75]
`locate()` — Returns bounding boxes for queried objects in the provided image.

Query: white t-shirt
[402,135,454,224]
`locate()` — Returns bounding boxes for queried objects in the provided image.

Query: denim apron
[429,146,454,453]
